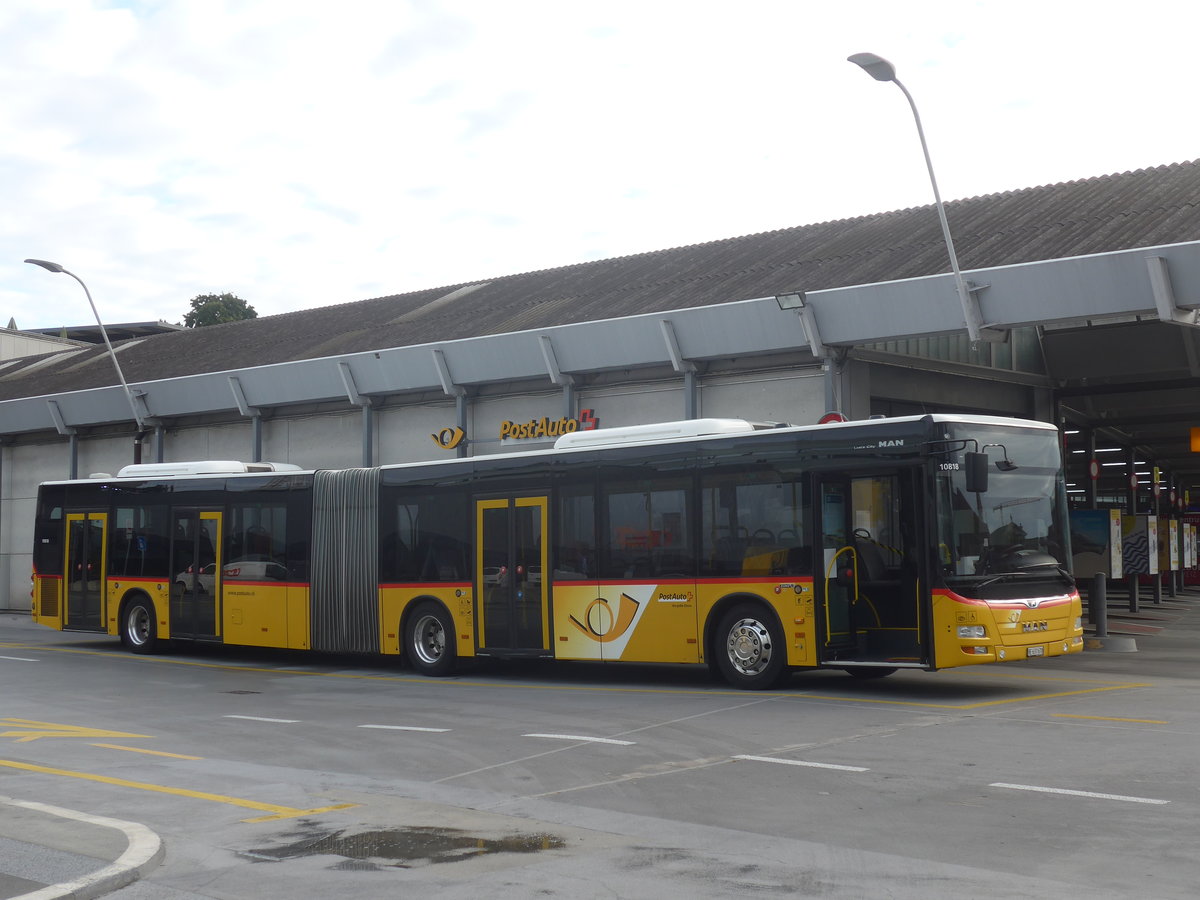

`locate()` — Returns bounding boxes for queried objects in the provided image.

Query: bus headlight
[1074,617,1082,630]
[957,625,987,639]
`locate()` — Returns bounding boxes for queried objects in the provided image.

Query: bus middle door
[169,509,222,640]
[476,496,549,654]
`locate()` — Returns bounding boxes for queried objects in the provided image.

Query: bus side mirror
[965,452,989,493]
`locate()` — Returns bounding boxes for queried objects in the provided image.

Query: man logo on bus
[569,593,640,643]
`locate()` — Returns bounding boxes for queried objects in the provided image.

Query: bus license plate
[1027,646,1045,657]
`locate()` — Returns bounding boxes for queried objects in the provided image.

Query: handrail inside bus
[823,545,858,646]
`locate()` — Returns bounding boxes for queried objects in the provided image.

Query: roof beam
[1147,255,1200,328]
[228,375,259,418]
[431,348,464,398]
[338,361,369,407]
[539,334,574,386]
[659,319,697,373]
[46,399,74,436]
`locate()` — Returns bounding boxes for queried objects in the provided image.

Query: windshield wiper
[974,565,1074,590]
[974,572,1027,589]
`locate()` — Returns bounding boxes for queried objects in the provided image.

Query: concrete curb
[1,796,163,900]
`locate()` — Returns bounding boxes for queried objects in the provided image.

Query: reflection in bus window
[554,483,595,579]
[383,490,469,583]
[701,471,810,577]
[109,505,170,578]
[601,478,690,579]
[850,474,906,575]
[225,503,288,581]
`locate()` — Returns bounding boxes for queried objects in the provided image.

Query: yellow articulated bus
[31,414,1083,689]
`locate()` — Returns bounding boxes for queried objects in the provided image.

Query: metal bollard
[1091,573,1108,638]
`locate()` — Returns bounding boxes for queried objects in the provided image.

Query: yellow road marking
[0,759,357,823]
[11,642,1149,710]
[2,718,152,743]
[1053,713,1168,725]
[91,743,204,759]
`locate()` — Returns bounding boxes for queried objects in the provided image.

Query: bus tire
[120,597,159,654]
[845,666,897,679]
[715,603,787,690]
[406,602,457,677]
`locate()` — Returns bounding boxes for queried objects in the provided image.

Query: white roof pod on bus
[113,461,303,478]
[553,418,773,450]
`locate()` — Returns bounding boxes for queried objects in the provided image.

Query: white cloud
[2,0,1198,329]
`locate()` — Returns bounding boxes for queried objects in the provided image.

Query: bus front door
[815,470,928,667]
[169,509,222,640]
[815,479,857,656]
[64,512,107,631]
[476,496,549,653]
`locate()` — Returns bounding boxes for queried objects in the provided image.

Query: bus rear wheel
[406,602,457,677]
[715,603,787,690]
[120,598,159,654]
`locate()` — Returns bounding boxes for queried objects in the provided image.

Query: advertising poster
[1070,509,1123,579]
[1121,515,1158,576]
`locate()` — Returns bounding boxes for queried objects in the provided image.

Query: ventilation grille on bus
[311,468,381,653]
[39,579,60,618]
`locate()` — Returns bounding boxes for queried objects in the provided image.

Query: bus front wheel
[120,598,159,654]
[406,603,457,677]
[715,604,787,690]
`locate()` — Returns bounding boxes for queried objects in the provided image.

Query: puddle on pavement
[241,825,565,870]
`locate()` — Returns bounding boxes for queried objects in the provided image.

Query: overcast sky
[3,0,1197,331]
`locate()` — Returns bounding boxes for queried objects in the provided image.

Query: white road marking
[0,655,38,662]
[990,782,1169,805]
[523,733,635,746]
[223,715,299,723]
[733,754,869,772]
[358,724,450,733]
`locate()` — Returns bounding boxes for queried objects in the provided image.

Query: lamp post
[24,258,147,433]
[847,52,990,343]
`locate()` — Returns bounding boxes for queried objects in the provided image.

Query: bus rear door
[475,496,549,654]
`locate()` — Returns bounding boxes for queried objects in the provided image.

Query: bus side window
[387,489,468,583]
[554,483,595,579]
[701,470,810,577]
[602,479,689,579]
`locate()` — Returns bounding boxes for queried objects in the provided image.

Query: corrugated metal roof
[5,160,1200,403]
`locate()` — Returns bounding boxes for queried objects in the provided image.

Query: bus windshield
[934,424,1071,588]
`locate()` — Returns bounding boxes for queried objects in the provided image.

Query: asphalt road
[2,599,1198,899]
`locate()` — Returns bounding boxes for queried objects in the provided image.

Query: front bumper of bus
[937,591,1085,665]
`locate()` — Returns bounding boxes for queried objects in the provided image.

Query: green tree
[183,293,258,328]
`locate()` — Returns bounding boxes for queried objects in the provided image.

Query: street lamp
[24,258,147,432]
[847,52,992,342]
